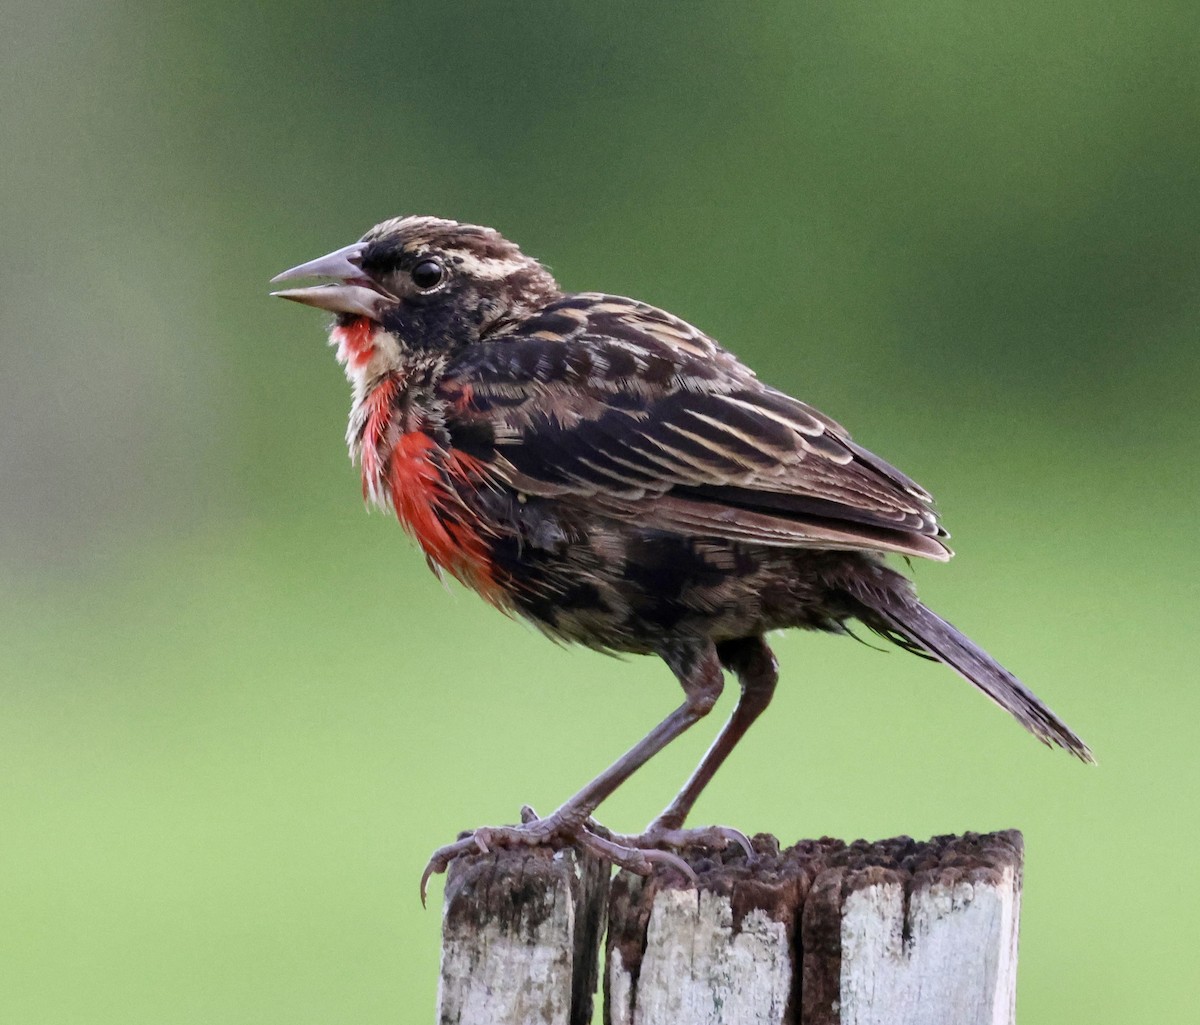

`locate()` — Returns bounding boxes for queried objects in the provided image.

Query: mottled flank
[274,215,1092,884]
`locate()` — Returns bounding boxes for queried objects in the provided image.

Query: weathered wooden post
[437,846,611,1025]
[436,830,1023,1025]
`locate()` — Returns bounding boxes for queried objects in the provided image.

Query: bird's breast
[387,432,502,604]
[351,376,502,605]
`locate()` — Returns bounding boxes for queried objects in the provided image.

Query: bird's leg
[613,636,778,853]
[421,639,725,901]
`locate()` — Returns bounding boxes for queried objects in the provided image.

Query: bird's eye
[411,259,445,290]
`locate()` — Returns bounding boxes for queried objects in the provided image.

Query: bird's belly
[486,507,845,652]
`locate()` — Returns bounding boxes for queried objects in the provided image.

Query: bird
[271,215,1093,896]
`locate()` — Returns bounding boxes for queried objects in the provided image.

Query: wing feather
[441,294,951,561]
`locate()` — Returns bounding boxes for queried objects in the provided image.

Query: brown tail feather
[852,582,1094,763]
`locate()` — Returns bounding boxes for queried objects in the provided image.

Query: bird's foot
[420,805,696,905]
[602,819,755,860]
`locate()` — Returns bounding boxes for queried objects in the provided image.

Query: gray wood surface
[436,846,610,1025]
[436,831,1023,1025]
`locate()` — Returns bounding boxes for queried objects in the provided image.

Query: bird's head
[271,216,559,374]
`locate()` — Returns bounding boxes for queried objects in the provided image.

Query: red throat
[332,317,377,369]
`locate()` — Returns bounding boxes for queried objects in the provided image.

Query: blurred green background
[2,2,1197,1022]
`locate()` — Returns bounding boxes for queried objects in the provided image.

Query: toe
[576,826,698,885]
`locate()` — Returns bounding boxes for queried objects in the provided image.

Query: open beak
[270,242,394,319]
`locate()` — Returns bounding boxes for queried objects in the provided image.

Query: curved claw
[607,822,756,861]
[639,848,699,885]
[419,864,436,908]
[568,825,698,884]
[664,824,754,860]
[420,818,561,906]
[421,834,484,906]
[713,825,755,859]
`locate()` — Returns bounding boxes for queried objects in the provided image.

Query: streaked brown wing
[441,293,952,562]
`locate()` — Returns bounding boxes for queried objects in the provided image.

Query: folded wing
[440,293,952,562]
